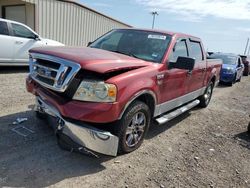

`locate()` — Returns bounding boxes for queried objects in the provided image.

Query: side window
[11,23,35,39]
[238,57,242,67]
[169,39,188,62]
[100,32,123,51]
[190,41,203,62]
[0,21,9,35]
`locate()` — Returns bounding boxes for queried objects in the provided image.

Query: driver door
[10,22,41,63]
[158,38,190,114]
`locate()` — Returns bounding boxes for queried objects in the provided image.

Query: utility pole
[244,37,249,55]
[151,11,158,29]
[247,42,250,55]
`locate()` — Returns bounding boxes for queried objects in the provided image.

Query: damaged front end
[35,97,119,157]
[28,52,127,157]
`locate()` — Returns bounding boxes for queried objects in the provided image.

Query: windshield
[209,54,237,65]
[89,29,172,63]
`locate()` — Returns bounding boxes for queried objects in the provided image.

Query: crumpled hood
[30,47,152,73]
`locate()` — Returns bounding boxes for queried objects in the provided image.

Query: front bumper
[220,73,235,83]
[35,97,119,156]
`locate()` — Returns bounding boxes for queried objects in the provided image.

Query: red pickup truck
[26,29,222,156]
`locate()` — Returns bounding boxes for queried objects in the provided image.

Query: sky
[80,0,250,54]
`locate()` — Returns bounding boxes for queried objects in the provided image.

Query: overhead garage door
[4,5,26,24]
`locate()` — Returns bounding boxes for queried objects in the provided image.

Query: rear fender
[208,67,218,86]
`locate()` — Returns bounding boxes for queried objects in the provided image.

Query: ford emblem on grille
[37,67,52,77]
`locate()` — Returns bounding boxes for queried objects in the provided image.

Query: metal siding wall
[24,0,130,46]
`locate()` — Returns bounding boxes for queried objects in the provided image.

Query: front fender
[114,75,158,120]
[106,63,163,120]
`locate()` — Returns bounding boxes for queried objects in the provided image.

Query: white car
[0,18,64,66]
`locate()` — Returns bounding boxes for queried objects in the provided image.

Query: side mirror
[34,34,40,41]
[170,56,195,71]
[87,41,92,47]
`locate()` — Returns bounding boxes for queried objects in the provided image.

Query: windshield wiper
[110,50,140,59]
[129,53,141,59]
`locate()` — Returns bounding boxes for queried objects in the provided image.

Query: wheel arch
[118,90,157,120]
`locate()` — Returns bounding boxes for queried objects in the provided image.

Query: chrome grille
[29,53,81,92]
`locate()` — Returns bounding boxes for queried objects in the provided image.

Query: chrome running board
[155,99,200,124]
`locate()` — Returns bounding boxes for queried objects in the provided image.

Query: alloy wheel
[125,112,146,147]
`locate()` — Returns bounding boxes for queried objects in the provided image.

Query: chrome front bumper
[35,97,119,156]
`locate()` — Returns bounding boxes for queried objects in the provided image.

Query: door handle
[15,41,23,44]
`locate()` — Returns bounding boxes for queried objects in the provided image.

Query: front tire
[114,101,151,154]
[198,81,214,108]
[230,74,237,86]
[238,75,242,82]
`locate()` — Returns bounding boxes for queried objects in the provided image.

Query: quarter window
[11,23,35,39]
[190,41,203,62]
[0,21,9,35]
[169,39,188,62]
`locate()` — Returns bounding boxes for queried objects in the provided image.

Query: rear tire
[198,81,214,108]
[113,101,151,154]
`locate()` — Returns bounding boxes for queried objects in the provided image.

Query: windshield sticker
[152,53,158,58]
[148,34,166,40]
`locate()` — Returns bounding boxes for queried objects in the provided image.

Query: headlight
[73,80,117,102]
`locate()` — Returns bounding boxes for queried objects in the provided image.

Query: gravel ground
[0,67,250,188]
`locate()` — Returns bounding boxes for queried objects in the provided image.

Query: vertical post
[151,11,158,29]
[247,42,250,55]
[152,14,155,29]
[244,38,249,55]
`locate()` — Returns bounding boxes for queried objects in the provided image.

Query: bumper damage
[35,97,119,157]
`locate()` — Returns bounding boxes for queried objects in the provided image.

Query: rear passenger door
[0,20,14,63]
[187,39,206,92]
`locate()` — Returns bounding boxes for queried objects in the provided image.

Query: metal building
[0,0,131,46]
